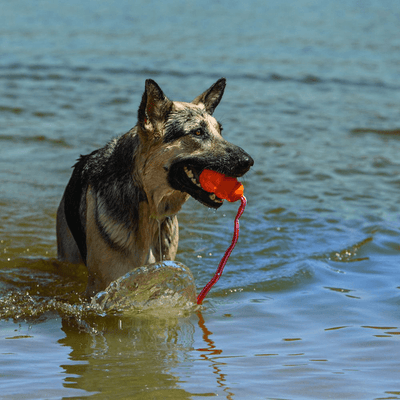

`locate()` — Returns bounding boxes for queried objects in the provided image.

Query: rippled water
[1,0,400,398]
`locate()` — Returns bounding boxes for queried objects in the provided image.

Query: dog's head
[137,78,254,209]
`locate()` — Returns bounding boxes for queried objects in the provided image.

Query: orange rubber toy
[199,169,244,202]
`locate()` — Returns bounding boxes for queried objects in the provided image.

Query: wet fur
[56,78,253,297]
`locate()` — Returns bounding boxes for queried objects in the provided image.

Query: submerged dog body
[57,78,254,297]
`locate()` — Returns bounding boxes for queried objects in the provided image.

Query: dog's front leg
[84,187,147,297]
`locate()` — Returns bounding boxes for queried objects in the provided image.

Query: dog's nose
[242,153,254,168]
[235,150,254,176]
[221,142,254,176]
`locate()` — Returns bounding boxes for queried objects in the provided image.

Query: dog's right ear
[138,79,172,139]
[192,78,226,115]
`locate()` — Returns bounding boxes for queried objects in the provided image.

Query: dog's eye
[191,128,207,139]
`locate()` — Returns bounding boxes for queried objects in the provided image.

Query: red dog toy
[199,169,244,203]
[196,169,247,304]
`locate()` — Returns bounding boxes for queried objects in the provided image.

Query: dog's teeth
[192,179,202,188]
[184,166,202,187]
[184,166,194,179]
[209,194,223,203]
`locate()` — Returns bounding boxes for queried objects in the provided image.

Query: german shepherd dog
[57,78,254,297]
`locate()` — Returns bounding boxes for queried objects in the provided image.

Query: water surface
[1,0,400,399]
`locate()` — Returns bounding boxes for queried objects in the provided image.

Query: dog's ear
[192,78,226,115]
[138,79,172,138]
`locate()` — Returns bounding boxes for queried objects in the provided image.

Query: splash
[0,259,197,321]
[91,261,197,314]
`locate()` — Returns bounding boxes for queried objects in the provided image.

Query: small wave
[0,134,71,147]
[328,237,372,263]
[0,105,24,114]
[351,128,400,136]
[231,72,397,90]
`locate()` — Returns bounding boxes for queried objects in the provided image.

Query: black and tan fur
[57,78,254,297]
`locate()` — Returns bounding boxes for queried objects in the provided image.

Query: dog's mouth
[168,162,225,209]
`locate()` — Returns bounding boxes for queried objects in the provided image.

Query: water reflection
[59,313,195,398]
[56,309,233,399]
[196,311,234,400]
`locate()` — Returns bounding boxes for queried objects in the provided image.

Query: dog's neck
[132,128,190,221]
[147,192,189,221]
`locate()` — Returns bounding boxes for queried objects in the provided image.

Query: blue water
[1,0,400,398]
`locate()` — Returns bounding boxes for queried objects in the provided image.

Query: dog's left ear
[192,78,226,115]
[138,79,173,138]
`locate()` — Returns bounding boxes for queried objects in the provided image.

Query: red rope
[197,195,247,304]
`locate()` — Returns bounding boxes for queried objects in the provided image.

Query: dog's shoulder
[81,131,140,182]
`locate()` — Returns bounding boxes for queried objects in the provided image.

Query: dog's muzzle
[168,146,254,209]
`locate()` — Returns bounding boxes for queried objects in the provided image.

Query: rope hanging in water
[196,169,247,304]
[197,195,246,304]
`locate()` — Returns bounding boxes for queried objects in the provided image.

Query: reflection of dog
[56,78,254,297]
